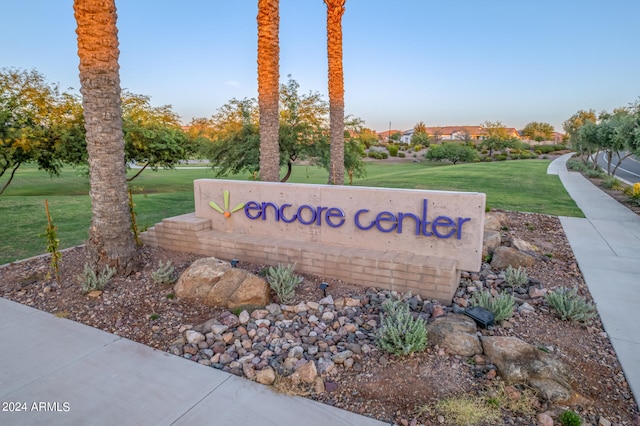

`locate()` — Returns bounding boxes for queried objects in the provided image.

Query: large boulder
[426,314,482,356]
[484,213,502,231]
[483,230,502,257]
[481,336,572,402]
[490,246,535,270]
[175,257,270,309]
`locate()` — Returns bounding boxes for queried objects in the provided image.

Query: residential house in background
[377,129,403,142]
[398,125,520,145]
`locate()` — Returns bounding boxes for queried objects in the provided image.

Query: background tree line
[563,100,640,176]
[1,68,371,195]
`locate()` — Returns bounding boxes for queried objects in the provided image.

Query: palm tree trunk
[325,0,346,185]
[257,0,280,182]
[74,0,137,273]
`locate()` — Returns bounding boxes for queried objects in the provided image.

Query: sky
[2,0,640,134]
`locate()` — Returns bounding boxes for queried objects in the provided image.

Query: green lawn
[0,159,582,265]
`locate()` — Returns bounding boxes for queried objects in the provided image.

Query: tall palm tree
[74,0,136,273]
[325,0,346,185]
[257,0,280,182]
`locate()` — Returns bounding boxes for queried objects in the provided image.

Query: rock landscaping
[1,210,639,425]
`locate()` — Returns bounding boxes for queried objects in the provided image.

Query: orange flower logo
[209,190,245,218]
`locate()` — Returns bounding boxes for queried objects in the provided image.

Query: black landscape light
[319,282,329,297]
[464,306,495,328]
[231,259,239,268]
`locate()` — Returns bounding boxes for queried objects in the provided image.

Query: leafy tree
[56,91,195,181]
[590,110,637,176]
[522,121,554,142]
[613,106,640,157]
[411,131,430,147]
[575,121,601,169]
[425,142,478,165]
[390,132,401,141]
[414,121,427,134]
[205,77,330,182]
[480,120,518,156]
[0,68,67,195]
[120,92,194,180]
[411,121,430,147]
[563,109,596,149]
[201,98,261,178]
[278,77,328,181]
[354,126,378,149]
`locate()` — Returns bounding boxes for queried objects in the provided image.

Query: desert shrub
[376,298,427,355]
[584,168,605,178]
[602,176,622,190]
[544,287,597,322]
[566,159,588,172]
[485,382,537,416]
[518,151,533,159]
[481,156,493,162]
[495,154,508,161]
[534,149,542,155]
[151,261,177,285]
[82,263,115,294]
[388,145,398,157]
[398,151,406,158]
[266,263,303,304]
[470,290,515,322]
[380,151,388,159]
[435,396,500,426]
[503,265,528,287]
[558,409,583,426]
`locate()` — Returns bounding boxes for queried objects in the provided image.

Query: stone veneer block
[141,181,485,304]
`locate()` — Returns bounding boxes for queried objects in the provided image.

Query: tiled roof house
[399,125,520,144]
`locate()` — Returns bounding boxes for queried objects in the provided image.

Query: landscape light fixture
[464,306,495,328]
[319,282,329,297]
[231,259,239,268]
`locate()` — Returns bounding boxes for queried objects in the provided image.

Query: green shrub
[266,263,303,304]
[518,151,533,159]
[544,287,597,322]
[376,298,427,355]
[495,154,508,161]
[151,261,177,285]
[558,409,582,426]
[398,152,406,158]
[470,290,515,323]
[388,145,398,157]
[82,263,116,294]
[584,168,605,178]
[503,265,528,287]
[602,176,622,190]
[380,151,389,159]
[566,159,588,172]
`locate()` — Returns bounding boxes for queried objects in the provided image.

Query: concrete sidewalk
[0,297,387,425]
[549,153,640,408]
